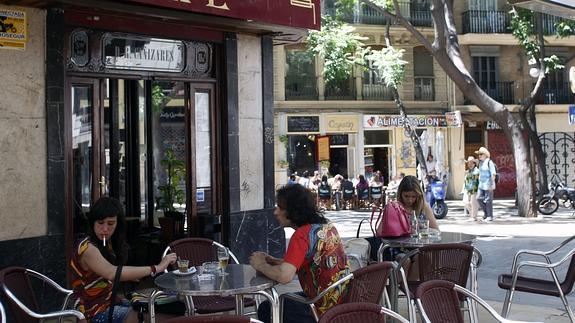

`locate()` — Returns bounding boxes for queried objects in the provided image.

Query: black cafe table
[150,264,279,322]
[377,231,478,312]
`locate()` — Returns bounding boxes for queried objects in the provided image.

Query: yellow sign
[0,9,26,50]
[324,115,359,133]
[316,136,330,161]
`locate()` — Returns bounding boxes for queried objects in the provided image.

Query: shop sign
[445,111,462,128]
[103,35,185,72]
[364,115,450,128]
[120,0,320,30]
[316,135,330,161]
[0,9,26,50]
[160,107,185,123]
[486,121,501,130]
[324,115,359,133]
[287,115,320,133]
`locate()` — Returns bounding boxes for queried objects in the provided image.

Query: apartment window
[414,47,434,101]
[472,56,499,92]
[285,49,317,100]
[468,0,496,10]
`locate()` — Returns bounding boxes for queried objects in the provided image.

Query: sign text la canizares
[120,0,320,30]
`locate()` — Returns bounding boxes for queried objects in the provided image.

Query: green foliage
[308,16,369,84]
[156,148,186,213]
[365,46,408,87]
[555,20,575,38]
[152,84,166,113]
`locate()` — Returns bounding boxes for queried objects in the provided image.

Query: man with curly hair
[250,184,350,323]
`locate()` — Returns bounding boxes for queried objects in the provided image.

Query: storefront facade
[0,0,319,283]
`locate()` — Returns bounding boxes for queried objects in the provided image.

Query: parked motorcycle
[537,176,575,215]
[426,175,449,219]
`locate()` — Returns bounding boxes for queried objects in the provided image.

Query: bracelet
[150,265,157,276]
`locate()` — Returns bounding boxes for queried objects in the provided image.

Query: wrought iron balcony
[325,79,356,100]
[536,82,575,104]
[414,77,435,101]
[465,81,515,104]
[362,83,394,101]
[462,10,511,34]
[536,13,575,35]
[323,1,432,27]
[285,75,318,100]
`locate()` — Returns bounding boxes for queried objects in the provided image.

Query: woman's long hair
[276,184,327,227]
[397,175,424,215]
[87,197,128,265]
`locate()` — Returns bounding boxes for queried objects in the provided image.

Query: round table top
[379,231,477,247]
[154,264,275,297]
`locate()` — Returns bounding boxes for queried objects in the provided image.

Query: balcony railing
[362,83,394,101]
[325,79,356,100]
[462,10,510,34]
[324,1,432,27]
[285,75,318,100]
[414,77,435,101]
[536,82,575,104]
[465,81,515,104]
[536,13,575,35]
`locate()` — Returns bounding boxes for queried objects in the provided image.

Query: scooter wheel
[433,201,448,219]
[538,197,559,215]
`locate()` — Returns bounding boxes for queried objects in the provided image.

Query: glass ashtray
[202,261,220,273]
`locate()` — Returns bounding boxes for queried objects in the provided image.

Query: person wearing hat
[475,147,496,222]
[463,156,480,221]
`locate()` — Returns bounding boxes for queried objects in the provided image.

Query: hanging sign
[445,111,462,128]
[316,135,330,161]
[0,9,26,50]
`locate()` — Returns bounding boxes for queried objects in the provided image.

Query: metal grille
[160,124,186,160]
[539,132,575,186]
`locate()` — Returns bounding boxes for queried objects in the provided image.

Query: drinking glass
[217,248,229,275]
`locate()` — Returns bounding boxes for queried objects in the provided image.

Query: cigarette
[103,236,106,246]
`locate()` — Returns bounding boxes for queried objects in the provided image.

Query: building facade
[274,0,575,198]
[0,0,319,283]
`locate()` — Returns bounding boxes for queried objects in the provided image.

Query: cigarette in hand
[103,236,106,246]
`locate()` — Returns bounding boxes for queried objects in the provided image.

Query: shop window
[287,135,317,176]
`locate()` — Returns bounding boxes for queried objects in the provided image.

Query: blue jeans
[91,300,132,323]
[476,188,494,219]
[257,291,315,323]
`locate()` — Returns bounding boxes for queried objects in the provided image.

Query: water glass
[418,219,430,238]
[217,248,229,275]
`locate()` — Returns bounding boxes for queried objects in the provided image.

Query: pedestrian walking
[475,147,496,222]
[463,156,480,221]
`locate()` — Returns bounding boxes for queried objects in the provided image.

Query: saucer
[172,267,197,276]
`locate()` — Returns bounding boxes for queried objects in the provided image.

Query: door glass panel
[137,80,148,220]
[71,84,93,232]
[195,91,212,213]
[152,81,187,214]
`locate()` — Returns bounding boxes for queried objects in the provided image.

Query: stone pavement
[279,199,575,322]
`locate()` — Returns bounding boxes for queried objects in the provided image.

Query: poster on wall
[0,8,26,50]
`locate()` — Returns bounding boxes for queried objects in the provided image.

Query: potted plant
[156,148,186,240]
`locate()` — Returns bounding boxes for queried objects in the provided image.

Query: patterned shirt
[70,237,113,320]
[284,223,350,315]
[464,166,480,194]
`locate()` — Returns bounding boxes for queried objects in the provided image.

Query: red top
[284,223,349,314]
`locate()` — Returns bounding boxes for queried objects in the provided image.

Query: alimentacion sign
[0,8,26,50]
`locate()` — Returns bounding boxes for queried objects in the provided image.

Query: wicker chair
[498,235,575,321]
[0,266,86,322]
[279,261,395,322]
[162,238,256,315]
[318,302,409,323]
[395,243,479,322]
[416,280,542,323]
[164,315,263,323]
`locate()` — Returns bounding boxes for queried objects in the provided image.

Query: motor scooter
[538,175,575,215]
[426,175,449,219]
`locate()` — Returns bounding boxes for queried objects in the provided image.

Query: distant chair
[0,266,86,322]
[164,315,263,323]
[162,238,256,315]
[317,184,332,210]
[355,187,370,210]
[279,262,395,322]
[498,235,575,321]
[369,186,384,207]
[318,302,409,323]
[342,186,356,210]
[416,280,540,323]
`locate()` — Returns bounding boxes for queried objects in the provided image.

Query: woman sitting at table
[249,184,350,323]
[70,196,178,323]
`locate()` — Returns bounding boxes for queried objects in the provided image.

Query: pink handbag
[373,202,411,238]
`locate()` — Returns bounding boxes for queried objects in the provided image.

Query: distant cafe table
[377,231,478,311]
[150,264,279,322]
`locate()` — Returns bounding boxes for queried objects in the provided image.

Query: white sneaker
[482,217,493,222]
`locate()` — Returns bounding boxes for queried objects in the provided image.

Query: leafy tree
[308,0,574,217]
